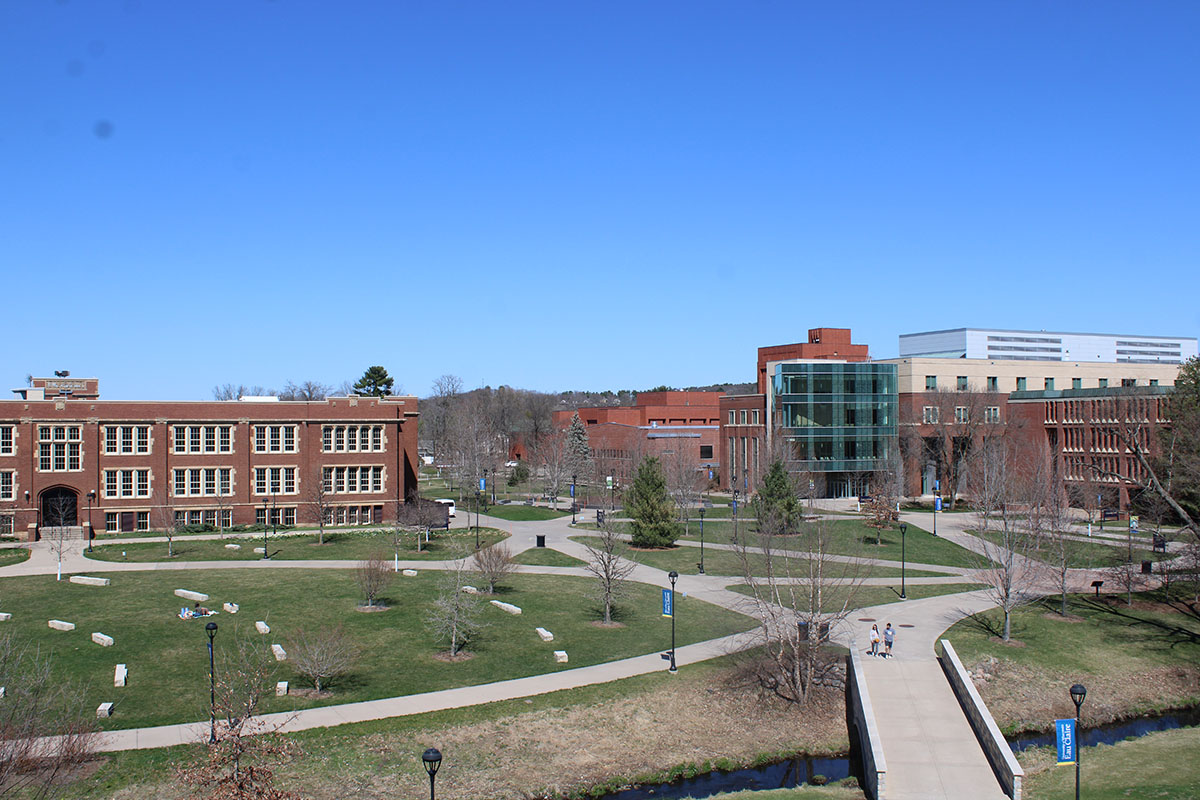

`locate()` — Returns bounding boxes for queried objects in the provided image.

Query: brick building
[0,379,419,541]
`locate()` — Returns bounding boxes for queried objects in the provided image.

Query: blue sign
[661,588,673,618]
[479,478,486,492]
[935,497,942,511]
[1055,718,1076,764]
[934,479,940,491]
[570,484,575,498]
[732,500,738,512]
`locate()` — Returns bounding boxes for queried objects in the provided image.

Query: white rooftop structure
[899,328,1197,364]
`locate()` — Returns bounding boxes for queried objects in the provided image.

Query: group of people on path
[868,623,894,658]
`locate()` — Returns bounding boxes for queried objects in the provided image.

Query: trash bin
[1141,560,1153,574]
[597,510,605,525]
[536,535,546,548]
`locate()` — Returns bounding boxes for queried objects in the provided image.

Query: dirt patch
[589,620,626,629]
[1041,613,1085,623]
[288,687,332,700]
[355,605,390,613]
[432,651,476,663]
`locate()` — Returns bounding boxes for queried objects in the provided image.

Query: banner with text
[661,588,673,618]
[1055,718,1077,765]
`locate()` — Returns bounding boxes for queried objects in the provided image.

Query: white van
[434,498,456,518]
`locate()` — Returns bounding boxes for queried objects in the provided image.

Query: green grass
[483,505,570,521]
[83,528,508,562]
[972,529,1167,567]
[570,536,953,579]
[513,548,586,567]
[695,787,864,800]
[0,548,31,567]
[726,582,982,609]
[1021,727,1200,799]
[0,569,753,730]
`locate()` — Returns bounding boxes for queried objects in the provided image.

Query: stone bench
[174,589,209,602]
[490,600,522,615]
[70,576,111,587]
[402,569,418,577]
[115,664,127,687]
[536,627,554,642]
[271,644,287,661]
[48,620,75,632]
[225,544,241,550]
[96,702,114,718]
[276,681,289,696]
[92,632,114,647]
[254,547,266,554]
[461,585,479,594]
[554,650,568,663]
[0,613,11,622]
[223,602,239,614]
[255,621,270,634]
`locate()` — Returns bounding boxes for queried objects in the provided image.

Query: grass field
[0,569,753,730]
[972,529,1167,567]
[726,582,982,610]
[83,528,508,562]
[1020,727,1200,799]
[513,548,586,567]
[0,548,31,567]
[483,505,570,522]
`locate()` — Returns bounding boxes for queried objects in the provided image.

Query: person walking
[869,624,881,657]
[883,623,895,658]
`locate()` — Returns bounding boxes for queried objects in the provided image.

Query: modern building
[0,378,420,540]
[899,328,1198,364]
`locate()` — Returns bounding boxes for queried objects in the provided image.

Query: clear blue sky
[3,1,1198,400]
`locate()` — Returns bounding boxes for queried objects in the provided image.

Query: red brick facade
[0,389,419,541]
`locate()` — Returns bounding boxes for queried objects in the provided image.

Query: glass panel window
[106,512,118,532]
[219,468,231,495]
[175,470,187,496]
[255,426,266,451]
[204,427,216,453]
[923,406,939,424]
[105,470,118,497]
[137,511,149,531]
[1045,378,1055,391]
[346,426,358,452]
[955,406,968,424]
[137,426,150,453]
[0,472,12,500]
[986,376,998,392]
[323,427,332,451]
[120,471,133,497]
[1098,378,1108,388]
[283,468,295,494]
[105,427,118,454]
[1016,377,1027,391]
[137,470,149,496]
[189,426,201,453]
[189,469,201,495]
[985,406,1001,424]
[373,466,383,492]
[957,376,968,391]
[219,426,231,453]
[1072,378,1082,390]
[372,426,382,450]
[925,376,937,390]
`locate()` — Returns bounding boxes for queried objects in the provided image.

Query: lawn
[972,529,1167,567]
[570,536,953,579]
[726,582,982,610]
[83,528,508,562]
[0,569,754,730]
[0,547,31,567]
[513,548,586,567]
[1020,727,1200,799]
[483,505,570,522]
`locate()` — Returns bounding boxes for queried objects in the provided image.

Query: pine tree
[564,412,593,482]
[352,366,394,397]
[627,456,679,548]
[754,460,799,533]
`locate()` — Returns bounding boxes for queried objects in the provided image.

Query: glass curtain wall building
[768,361,898,497]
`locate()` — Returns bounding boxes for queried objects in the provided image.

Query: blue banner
[570,484,575,497]
[934,497,943,511]
[479,478,486,492]
[661,588,673,618]
[1055,718,1076,764]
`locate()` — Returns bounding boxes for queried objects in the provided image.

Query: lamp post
[698,507,706,574]
[264,494,275,560]
[899,523,908,599]
[421,747,442,800]
[732,489,739,542]
[490,467,496,505]
[86,490,95,553]
[474,490,481,550]
[205,621,218,744]
[667,570,679,673]
[571,474,577,525]
[1070,683,1087,800]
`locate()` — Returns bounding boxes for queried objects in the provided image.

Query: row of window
[174,468,235,497]
[172,425,233,454]
[727,409,761,426]
[922,406,1002,425]
[254,467,296,496]
[322,466,385,494]
[322,425,385,452]
[104,469,152,498]
[925,376,1158,392]
[323,505,384,526]
[255,507,297,527]
[105,426,152,455]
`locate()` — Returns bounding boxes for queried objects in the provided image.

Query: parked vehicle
[434,498,456,518]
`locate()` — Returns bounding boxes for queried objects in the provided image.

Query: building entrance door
[41,487,78,527]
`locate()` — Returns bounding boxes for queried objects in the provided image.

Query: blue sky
[3,1,1198,400]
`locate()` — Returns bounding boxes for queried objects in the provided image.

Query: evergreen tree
[564,412,593,481]
[352,366,394,397]
[627,456,679,548]
[754,460,800,532]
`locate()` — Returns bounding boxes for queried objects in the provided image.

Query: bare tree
[152,503,179,559]
[355,550,393,608]
[305,468,335,546]
[41,494,77,581]
[532,428,569,509]
[286,626,360,693]
[664,443,705,539]
[425,546,486,657]
[903,387,1007,509]
[472,543,516,594]
[0,634,96,799]
[278,380,330,401]
[211,384,275,401]
[732,513,865,704]
[583,519,637,625]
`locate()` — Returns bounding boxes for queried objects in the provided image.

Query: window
[922,406,939,424]
[321,466,383,494]
[957,376,968,391]
[751,409,759,425]
[254,425,298,453]
[105,512,118,533]
[700,445,713,459]
[172,425,232,454]
[0,515,11,535]
[0,426,14,455]
[321,425,384,452]
[1072,378,1082,390]
[986,376,998,392]
[173,468,234,497]
[103,469,152,498]
[1150,379,1159,387]
[955,407,968,424]
[253,467,297,495]
[0,471,12,500]
[739,410,747,424]
[728,411,734,425]
[1044,378,1054,391]
[37,426,82,471]
[1098,378,1108,388]
[1122,378,1136,387]
[926,376,937,390]
[137,511,149,531]
[255,506,296,527]
[1016,377,1027,391]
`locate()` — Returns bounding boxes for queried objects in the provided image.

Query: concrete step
[40,525,88,540]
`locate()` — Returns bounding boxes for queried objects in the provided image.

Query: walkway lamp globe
[1070,683,1087,800]
[422,747,443,800]
[205,621,218,744]
[899,523,908,599]
[667,570,679,673]
[697,507,706,574]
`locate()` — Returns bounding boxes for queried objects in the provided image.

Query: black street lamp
[86,490,95,553]
[732,489,739,542]
[490,468,496,505]
[571,474,577,525]
[422,747,442,800]
[1070,683,1087,800]
[698,507,706,574]
[899,523,908,599]
[474,490,481,549]
[667,570,679,673]
[205,621,218,744]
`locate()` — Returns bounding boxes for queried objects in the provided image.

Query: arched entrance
[41,487,78,527]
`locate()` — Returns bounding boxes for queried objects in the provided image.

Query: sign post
[1055,718,1076,765]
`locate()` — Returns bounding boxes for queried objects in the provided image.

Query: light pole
[86,490,95,553]
[474,490,481,550]
[698,507,706,574]
[490,467,496,505]
[422,747,442,800]
[1070,683,1087,800]
[206,621,218,744]
[571,474,577,525]
[264,494,275,559]
[667,570,678,673]
[899,522,907,599]
[732,489,739,542]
